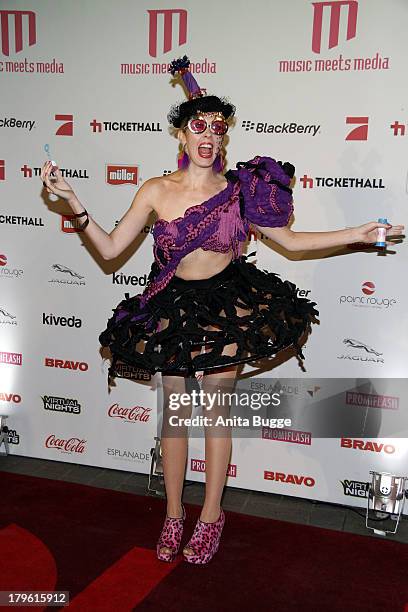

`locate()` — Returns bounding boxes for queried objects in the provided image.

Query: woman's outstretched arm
[101,179,160,259]
[255,221,405,252]
[41,161,157,260]
[68,179,159,260]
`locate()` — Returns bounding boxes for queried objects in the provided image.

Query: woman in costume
[41,56,403,565]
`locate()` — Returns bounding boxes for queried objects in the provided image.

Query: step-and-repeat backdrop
[1,0,408,512]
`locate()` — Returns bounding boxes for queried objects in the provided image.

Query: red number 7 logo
[345,116,368,141]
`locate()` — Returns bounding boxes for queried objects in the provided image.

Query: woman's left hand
[352,221,405,246]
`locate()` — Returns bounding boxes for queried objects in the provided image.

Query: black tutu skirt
[99,256,319,382]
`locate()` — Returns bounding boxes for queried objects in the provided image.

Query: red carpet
[0,470,407,611]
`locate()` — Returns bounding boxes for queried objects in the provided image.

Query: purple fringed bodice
[140,181,246,307]
[138,156,294,308]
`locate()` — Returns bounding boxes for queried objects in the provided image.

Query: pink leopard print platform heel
[156,504,186,562]
[183,508,225,565]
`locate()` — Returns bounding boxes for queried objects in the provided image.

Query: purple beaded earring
[213,153,224,173]
[178,144,190,169]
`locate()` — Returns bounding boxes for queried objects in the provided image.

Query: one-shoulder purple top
[139,156,295,307]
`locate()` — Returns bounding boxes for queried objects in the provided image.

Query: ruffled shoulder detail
[225,156,295,228]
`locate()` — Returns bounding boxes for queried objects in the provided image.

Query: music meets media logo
[0,9,64,72]
[277,1,390,73]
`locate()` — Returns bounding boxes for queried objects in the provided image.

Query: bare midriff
[153,175,233,281]
[173,248,233,280]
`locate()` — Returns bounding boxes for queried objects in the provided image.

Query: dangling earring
[178,144,190,169]
[213,152,224,173]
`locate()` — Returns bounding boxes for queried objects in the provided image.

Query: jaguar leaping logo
[51,264,84,279]
[343,338,382,357]
[0,307,16,319]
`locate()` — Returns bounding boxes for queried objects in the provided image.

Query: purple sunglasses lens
[211,120,228,135]
[188,118,228,134]
[189,119,207,132]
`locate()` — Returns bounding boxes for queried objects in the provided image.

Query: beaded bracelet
[71,209,89,231]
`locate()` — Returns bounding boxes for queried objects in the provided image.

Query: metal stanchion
[366,471,408,536]
[0,415,9,456]
[147,436,165,496]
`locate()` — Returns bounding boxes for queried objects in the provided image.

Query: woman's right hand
[41,161,77,203]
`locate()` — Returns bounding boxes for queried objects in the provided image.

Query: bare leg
[182,301,247,556]
[183,361,238,557]
[201,367,237,522]
[158,374,190,555]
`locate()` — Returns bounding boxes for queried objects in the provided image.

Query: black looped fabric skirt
[99,256,319,382]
